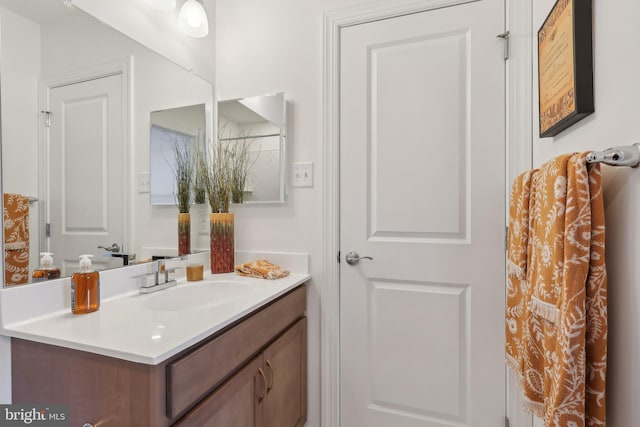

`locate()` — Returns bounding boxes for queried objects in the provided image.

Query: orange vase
[178,213,191,256]
[210,213,234,273]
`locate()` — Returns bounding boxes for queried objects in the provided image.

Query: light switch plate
[137,173,150,193]
[292,162,313,187]
[199,214,209,234]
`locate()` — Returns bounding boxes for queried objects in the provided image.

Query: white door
[339,2,506,426]
[48,74,125,275]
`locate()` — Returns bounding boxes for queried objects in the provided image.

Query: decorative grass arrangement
[200,139,232,214]
[169,134,195,214]
[198,140,235,272]
[166,132,196,256]
[193,141,207,205]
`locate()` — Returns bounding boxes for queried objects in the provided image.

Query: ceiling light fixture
[146,0,177,11]
[178,0,209,38]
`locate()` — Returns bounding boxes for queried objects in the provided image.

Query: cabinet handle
[258,367,268,402]
[266,360,274,393]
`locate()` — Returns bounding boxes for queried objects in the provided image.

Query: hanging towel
[505,169,535,377]
[3,193,30,285]
[582,155,607,427]
[235,259,290,280]
[518,153,606,426]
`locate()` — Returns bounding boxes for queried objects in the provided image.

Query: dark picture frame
[537,0,593,138]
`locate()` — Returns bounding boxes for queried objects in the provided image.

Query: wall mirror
[218,93,286,204]
[150,104,206,205]
[0,0,213,286]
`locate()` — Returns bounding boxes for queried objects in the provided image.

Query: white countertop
[1,273,310,365]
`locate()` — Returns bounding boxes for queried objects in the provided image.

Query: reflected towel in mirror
[4,193,30,285]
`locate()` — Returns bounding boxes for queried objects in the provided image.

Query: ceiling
[219,101,267,125]
[0,0,78,24]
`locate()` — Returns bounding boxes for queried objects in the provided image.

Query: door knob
[345,251,373,265]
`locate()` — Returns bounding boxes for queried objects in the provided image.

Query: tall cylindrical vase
[210,213,234,273]
[178,212,191,256]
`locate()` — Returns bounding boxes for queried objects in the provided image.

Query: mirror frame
[217,92,287,204]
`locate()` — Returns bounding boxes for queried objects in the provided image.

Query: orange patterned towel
[505,169,535,375]
[514,153,607,426]
[3,193,30,285]
[235,260,290,280]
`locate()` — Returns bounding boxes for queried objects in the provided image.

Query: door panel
[339,2,505,426]
[369,29,468,240]
[49,74,125,275]
[368,280,467,420]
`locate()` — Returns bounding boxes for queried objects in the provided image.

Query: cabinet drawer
[167,285,306,419]
[174,356,263,427]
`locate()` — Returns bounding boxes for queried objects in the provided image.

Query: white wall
[72,0,215,83]
[526,1,640,426]
[0,8,42,281]
[216,0,380,425]
[0,9,42,403]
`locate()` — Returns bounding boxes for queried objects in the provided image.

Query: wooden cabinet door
[263,318,307,427]
[176,356,265,427]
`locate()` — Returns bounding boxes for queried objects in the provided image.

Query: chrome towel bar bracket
[586,143,640,167]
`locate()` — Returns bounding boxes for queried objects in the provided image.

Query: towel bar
[586,143,640,167]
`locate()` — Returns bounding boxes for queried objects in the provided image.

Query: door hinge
[41,110,52,128]
[505,226,509,251]
[496,31,510,60]
[337,251,341,264]
[46,223,51,238]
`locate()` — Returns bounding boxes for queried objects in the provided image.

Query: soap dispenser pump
[32,252,61,282]
[71,254,100,314]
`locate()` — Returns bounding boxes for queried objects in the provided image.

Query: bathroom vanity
[5,271,308,426]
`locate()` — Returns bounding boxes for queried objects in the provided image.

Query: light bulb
[187,12,203,28]
[178,0,209,38]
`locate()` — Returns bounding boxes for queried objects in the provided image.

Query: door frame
[505,1,535,426]
[321,0,532,425]
[321,1,492,426]
[38,57,133,256]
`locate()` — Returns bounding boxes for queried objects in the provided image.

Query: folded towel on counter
[4,193,30,286]
[235,260,290,280]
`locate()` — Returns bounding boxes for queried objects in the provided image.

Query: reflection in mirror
[150,104,206,205]
[0,0,213,286]
[218,93,286,203]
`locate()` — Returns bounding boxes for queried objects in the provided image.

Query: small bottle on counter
[71,254,100,315]
[32,252,61,282]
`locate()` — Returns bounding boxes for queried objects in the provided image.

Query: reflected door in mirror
[49,74,125,276]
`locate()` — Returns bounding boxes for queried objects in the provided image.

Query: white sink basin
[145,281,254,311]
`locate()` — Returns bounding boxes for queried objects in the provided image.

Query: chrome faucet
[138,260,177,294]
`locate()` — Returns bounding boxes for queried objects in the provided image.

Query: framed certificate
[538,0,593,138]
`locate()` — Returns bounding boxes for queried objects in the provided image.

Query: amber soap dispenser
[32,252,61,282]
[71,254,100,314]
